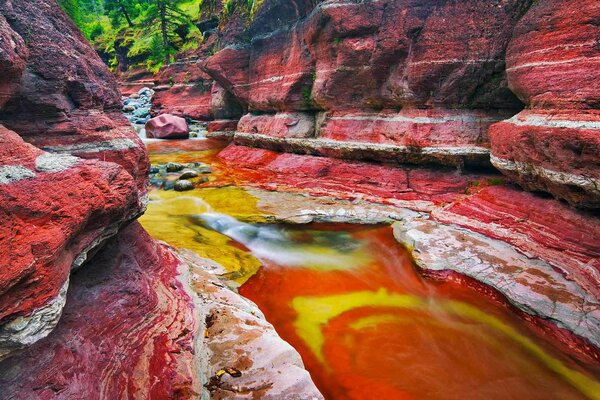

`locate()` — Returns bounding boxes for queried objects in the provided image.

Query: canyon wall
[0,0,147,359]
[0,4,323,398]
[144,0,599,209]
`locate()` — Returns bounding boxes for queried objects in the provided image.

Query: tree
[58,0,84,27]
[105,0,138,28]
[142,0,196,64]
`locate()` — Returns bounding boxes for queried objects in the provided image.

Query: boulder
[0,126,144,360]
[145,114,190,139]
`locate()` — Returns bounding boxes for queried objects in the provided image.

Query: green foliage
[302,86,313,106]
[61,0,266,73]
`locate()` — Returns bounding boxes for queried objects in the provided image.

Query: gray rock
[174,180,194,192]
[166,162,184,173]
[133,107,150,118]
[179,170,199,180]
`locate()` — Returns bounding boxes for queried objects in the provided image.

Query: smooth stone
[174,180,194,192]
[133,107,150,117]
[166,162,184,173]
[179,170,199,180]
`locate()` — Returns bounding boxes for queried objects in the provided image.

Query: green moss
[488,177,505,186]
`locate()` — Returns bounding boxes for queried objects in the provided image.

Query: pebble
[179,170,199,180]
[174,180,195,191]
[166,162,184,173]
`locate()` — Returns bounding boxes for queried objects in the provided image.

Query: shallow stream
[140,139,600,400]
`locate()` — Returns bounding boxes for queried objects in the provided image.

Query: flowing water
[141,139,600,400]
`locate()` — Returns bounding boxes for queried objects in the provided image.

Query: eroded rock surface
[489,0,600,208]
[0,223,324,400]
[0,0,147,358]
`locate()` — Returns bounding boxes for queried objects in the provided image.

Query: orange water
[239,225,600,400]
[144,140,600,400]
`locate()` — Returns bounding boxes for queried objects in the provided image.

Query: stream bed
[140,139,600,400]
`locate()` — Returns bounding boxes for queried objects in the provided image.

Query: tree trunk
[159,1,170,64]
[115,0,134,27]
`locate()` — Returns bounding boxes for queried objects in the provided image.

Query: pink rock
[0,0,149,194]
[152,62,215,120]
[145,114,190,139]
[489,0,600,208]
[238,112,315,138]
[0,126,144,360]
[0,223,202,398]
[0,0,148,358]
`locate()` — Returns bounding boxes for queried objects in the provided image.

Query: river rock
[145,114,190,139]
[174,179,195,191]
[166,162,184,172]
[0,223,324,399]
[179,170,199,180]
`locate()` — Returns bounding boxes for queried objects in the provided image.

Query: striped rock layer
[0,0,147,357]
[489,0,600,208]
[0,223,324,400]
[217,143,600,365]
[186,0,599,207]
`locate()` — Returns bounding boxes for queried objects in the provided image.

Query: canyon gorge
[0,0,599,399]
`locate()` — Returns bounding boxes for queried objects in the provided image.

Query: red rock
[146,114,190,139]
[432,185,600,298]
[489,0,600,208]
[238,112,315,138]
[218,144,478,210]
[0,127,144,359]
[0,0,149,193]
[0,222,202,398]
[198,0,531,165]
[0,14,27,109]
[0,0,148,358]
[152,84,213,120]
[152,61,214,120]
[317,108,509,148]
[207,119,239,134]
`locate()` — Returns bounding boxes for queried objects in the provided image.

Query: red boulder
[145,114,190,139]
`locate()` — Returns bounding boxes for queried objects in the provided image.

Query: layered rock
[217,142,600,362]
[152,60,215,120]
[0,222,324,399]
[0,126,143,360]
[202,0,530,166]
[489,0,600,208]
[0,0,148,193]
[0,0,147,358]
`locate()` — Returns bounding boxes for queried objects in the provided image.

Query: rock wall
[200,0,531,168]
[489,0,600,208]
[0,0,147,358]
[176,0,600,208]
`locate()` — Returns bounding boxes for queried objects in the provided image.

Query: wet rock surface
[0,0,147,359]
[146,114,190,140]
[0,223,323,399]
